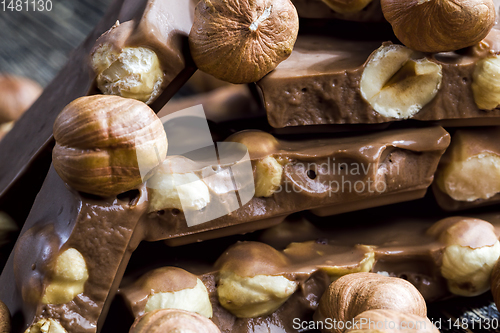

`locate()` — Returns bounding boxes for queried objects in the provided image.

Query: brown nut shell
[381,0,496,53]
[0,74,42,123]
[189,0,299,84]
[347,309,439,333]
[314,272,426,333]
[0,300,10,333]
[129,309,220,333]
[52,95,167,197]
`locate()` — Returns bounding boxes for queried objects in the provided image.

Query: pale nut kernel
[437,152,500,202]
[52,95,168,197]
[24,318,67,333]
[145,278,213,318]
[360,44,442,119]
[254,156,283,197]
[321,0,373,14]
[91,43,163,104]
[217,271,297,318]
[381,0,495,53]
[215,241,298,318]
[347,309,439,333]
[428,217,500,296]
[130,309,221,333]
[472,55,500,110]
[189,0,299,84]
[147,170,210,213]
[42,248,89,305]
[314,272,426,333]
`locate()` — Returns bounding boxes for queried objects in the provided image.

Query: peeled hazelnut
[0,74,42,123]
[346,309,439,333]
[0,300,10,333]
[314,272,426,333]
[215,241,297,318]
[189,0,299,84]
[129,309,221,333]
[360,44,442,119]
[381,0,496,53]
[52,95,168,197]
[42,248,89,305]
[321,0,373,14]
[436,129,500,202]
[491,256,500,309]
[147,157,210,213]
[472,55,500,110]
[254,156,284,197]
[428,217,500,296]
[126,266,213,318]
[25,318,67,333]
[91,43,163,104]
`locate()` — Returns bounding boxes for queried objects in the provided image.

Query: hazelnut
[147,157,210,213]
[91,43,163,104]
[125,266,213,318]
[472,55,500,110]
[42,248,89,305]
[0,300,10,333]
[346,309,439,333]
[25,318,67,333]
[189,0,299,84]
[129,309,221,333]
[254,156,284,197]
[215,241,297,318]
[314,272,426,333]
[491,257,500,309]
[436,129,500,202]
[381,0,496,53]
[52,95,168,197]
[0,74,42,123]
[428,217,500,296]
[360,44,442,119]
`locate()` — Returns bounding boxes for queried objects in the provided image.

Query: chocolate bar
[119,213,500,332]
[257,29,500,128]
[291,0,385,22]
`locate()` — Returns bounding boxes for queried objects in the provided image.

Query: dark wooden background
[0,0,111,86]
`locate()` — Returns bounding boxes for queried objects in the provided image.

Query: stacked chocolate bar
[1,0,500,332]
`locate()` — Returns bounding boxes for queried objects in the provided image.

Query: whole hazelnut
[314,272,426,333]
[52,95,168,197]
[0,74,42,123]
[346,309,439,333]
[129,309,221,333]
[381,0,496,53]
[0,300,10,333]
[189,0,299,84]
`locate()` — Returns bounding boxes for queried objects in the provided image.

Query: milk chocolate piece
[433,127,500,211]
[0,126,448,332]
[146,126,450,245]
[291,0,384,22]
[0,0,195,224]
[258,31,500,128]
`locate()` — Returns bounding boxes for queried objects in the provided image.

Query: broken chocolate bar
[257,30,500,128]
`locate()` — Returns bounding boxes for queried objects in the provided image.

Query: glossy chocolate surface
[258,30,500,128]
